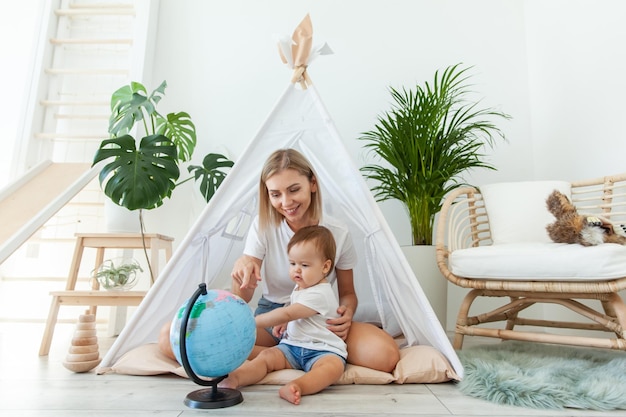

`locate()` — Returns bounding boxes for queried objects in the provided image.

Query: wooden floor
[2,322,626,417]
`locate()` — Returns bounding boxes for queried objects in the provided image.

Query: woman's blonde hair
[258,149,322,231]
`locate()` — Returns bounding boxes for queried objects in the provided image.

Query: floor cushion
[96,343,459,384]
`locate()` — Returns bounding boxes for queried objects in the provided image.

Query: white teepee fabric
[98,80,463,377]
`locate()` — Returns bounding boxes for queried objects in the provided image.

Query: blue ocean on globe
[169,289,256,378]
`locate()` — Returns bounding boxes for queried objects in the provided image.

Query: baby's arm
[255,303,317,329]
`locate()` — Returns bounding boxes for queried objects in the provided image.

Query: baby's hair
[288,225,336,272]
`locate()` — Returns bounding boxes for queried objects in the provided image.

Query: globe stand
[179,283,244,409]
[183,375,243,409]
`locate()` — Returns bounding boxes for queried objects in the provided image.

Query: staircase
[33,1,136,164]
[0,0,155,324]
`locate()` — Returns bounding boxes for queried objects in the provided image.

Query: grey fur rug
[456,341,626,410]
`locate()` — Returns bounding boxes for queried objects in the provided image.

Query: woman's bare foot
[279,382,302,405]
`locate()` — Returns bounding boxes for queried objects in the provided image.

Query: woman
[230,148,399,373]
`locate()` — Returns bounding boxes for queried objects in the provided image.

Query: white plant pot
[104,199,140,233]
[401,245,447,328]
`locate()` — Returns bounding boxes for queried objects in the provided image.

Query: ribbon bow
[276,14,333,89]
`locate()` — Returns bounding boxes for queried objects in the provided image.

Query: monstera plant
[93,81,233,281]
[93,80,233,212]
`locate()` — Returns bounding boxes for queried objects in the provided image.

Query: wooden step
[55,8,135,17]
[50,38,133,45]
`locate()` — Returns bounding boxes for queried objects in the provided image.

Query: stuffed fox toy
[545,190,626,246]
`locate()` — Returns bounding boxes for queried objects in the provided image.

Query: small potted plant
[93,258,143,291]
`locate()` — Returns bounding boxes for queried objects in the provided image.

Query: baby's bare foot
[279,382,301,405]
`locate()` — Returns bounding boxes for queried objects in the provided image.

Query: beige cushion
[96,343,188,378]
[480,181,571,244]
[96,343,459,384]
[392,345,460,383]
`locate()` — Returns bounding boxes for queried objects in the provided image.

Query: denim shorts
[276,343,346,372]
[255,296,285,343]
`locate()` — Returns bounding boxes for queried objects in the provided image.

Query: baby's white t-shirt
[243,215,357,304]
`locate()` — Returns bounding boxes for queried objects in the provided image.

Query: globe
[169,289,256,378]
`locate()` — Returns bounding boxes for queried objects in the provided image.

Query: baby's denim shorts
[276,343,346,372]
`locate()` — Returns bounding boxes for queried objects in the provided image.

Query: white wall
[143,0,626,331]
[525,0,626,180]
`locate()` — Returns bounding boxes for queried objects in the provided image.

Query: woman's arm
[326,268,358,339]
[255,303,317,329]
[231,254,262,303]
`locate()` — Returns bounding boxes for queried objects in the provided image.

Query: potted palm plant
[359,63,510,246]
[93,80,234,280]
[358,63,510,325]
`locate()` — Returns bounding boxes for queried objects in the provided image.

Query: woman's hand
[231,255,262,302]
[326,305,354,340]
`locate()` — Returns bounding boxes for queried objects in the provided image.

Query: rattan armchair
[436,173,626,350]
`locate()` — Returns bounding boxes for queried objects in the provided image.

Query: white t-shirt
[280,282,348,359]
[243,215,357,304]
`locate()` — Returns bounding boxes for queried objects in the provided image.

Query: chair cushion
[480,181,571,244]
[449,242,626,281]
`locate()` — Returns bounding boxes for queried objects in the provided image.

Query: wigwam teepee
[98,15,463,378]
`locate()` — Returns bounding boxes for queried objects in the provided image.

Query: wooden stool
[39,233,173,356]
